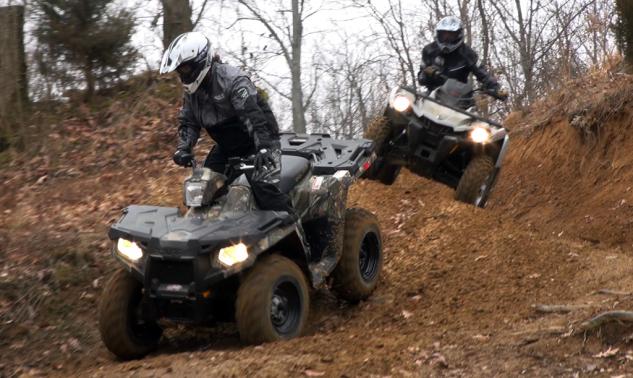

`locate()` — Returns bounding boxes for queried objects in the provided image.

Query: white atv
[363,78,509,207]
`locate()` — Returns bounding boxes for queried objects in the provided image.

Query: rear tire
[455,155,495,207]
[332,208,383,303]
[236,255,309,344]
[98,269,162,360]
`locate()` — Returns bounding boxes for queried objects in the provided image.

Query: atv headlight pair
[389,87,415,112]
[469,122,492,144]
[116,238,143,262]
[218,243,249,267]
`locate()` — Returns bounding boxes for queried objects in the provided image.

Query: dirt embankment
[491,72,633,247]
[1,71,633,377]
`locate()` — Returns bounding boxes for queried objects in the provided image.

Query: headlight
[184,181,205,207]
[183,168,226,207]
[393,95,412,112]
[388,87,415,112]
[218,243,249,267]
[117,238,143,261]
[470,126,491,143]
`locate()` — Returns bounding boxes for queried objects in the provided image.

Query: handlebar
[227,156,256,172]
[427,72,507,101]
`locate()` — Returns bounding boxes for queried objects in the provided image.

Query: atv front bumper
[108,205,296,323]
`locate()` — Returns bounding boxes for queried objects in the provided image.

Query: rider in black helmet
[159,32,293,215]
[417,16,508,101]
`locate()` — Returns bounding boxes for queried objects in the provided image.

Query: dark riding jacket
[417,42,499,92]
[177,63,279,156]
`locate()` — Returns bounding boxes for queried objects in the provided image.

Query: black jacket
[177,63,279,156]
[417,42,499,92]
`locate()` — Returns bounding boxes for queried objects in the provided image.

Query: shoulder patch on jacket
[236,87,249,99]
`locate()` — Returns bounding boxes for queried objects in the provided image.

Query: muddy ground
[1,73,633,377]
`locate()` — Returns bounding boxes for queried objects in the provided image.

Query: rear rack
[279,133,374,175]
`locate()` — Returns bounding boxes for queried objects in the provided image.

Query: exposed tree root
[532,304,590,314]
[594,289,633,297]
[575,311,633,334]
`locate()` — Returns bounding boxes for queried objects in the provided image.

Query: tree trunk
[83,59,95,102]
[291,0,306,133]
[0,6,27,123]
[616,0,633,69]
[161,0,193,48]
[477,0,490,67]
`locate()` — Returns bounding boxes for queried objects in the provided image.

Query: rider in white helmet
[418,16,508,101]
[160,32,292,215]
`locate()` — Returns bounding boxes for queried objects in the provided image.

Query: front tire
[364,116,392,154]
[363,116,402,185]
[98,269,162,360]
[332,208,383,303]
[236,255,309,344]
[455,155,495,207]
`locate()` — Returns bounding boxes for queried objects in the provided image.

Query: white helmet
[160,32,212,94]
[435,16,464,54]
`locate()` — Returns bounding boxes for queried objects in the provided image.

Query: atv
[363,78,509,207]
[98,133,382,359]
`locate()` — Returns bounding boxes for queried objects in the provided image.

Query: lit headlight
[184,181,206,207]
[470,126,491,143]
[388,87,415,112]
[218,243,249,267]
[393,96,412,112]
[116,238,143,261]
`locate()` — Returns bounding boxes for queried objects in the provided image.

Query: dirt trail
[64,171,631,377]
[2,73,633,377]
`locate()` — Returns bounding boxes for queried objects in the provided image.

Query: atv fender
[494,135,510,168]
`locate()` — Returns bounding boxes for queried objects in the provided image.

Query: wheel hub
[271,294,289,326]
[359,232,380,282]
[475,175,491,206]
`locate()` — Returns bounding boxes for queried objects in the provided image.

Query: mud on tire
[236,255,309,344]
[455,154,495,207]
[372,159,401,185]
[98,269,162,360]
[363,116,392,154]
[363,116,401,184]
[332,208,383,303]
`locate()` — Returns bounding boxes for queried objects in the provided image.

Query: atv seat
[280,155,311,193]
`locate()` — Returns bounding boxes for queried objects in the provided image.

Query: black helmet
[435,16,464,54]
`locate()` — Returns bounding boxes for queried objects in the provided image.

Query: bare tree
[0,5,27,120]
[0,4,27,152]
[616,0,633,68]
[161,0,192,47]
[582,0,616,67]
[489,0,593,106]
[234,0,323,133]
[161,0,211,47]
[308,31,392,138]
[351,0,419,87]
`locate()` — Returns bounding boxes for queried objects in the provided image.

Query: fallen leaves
[303,369,325,377]
[593,347,619,358]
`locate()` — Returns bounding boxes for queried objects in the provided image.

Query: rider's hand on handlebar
[173,149,194,167]
[495,88,509,101]
[254,148,278,172]
[423,65,441,78]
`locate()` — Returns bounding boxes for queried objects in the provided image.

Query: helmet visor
[176,61,198,84]
[437,30,460,44]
